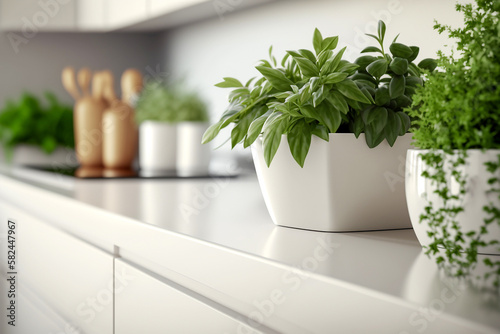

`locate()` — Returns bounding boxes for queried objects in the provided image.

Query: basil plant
[203,21,433,167]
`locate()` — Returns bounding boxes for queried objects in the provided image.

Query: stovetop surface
[22,165,239,180]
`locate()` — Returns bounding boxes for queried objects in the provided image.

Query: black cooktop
[22,165,239,180]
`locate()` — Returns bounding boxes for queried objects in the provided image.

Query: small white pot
[406,149,500,255]
[177,122,211,176]
[251,133,413,232]
[139,121,177,172]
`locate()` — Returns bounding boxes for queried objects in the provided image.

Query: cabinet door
[0,202,113,334]
[107,0,148,28]
[77,0,105,31]
[149,0,207,16]
[115,259,264,334]
[0,0,76,31]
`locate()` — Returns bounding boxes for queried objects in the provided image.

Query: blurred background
[0,0,465,163]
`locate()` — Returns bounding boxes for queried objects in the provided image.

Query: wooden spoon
[62,67,81,101]
[77,68,92,97]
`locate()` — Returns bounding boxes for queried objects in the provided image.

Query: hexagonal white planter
[406,149,500,255]
[251,133,413,232]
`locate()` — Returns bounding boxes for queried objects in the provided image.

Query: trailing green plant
[407,0,500,288]
[0,92,74,160]
[202,22,431,167]
[135,82,209,124]
[350,21,436,147]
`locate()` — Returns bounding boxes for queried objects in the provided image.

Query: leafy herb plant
[203,22,431,167]
[136,82,209,124]
[408,0,500,288]
[0,92,74,159]
[350,21,436,147]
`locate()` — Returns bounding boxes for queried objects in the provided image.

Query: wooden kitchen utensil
[72,69,107,167]
[121,68,143,106]
[102,69,142,169]
[62,67,81,101]
[77,68,92,97]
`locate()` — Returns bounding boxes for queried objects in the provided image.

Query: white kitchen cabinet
[0,0,76,31]
[76,0,105,31]
[114,259,264,334]
[106,0,148,29]
[149,0,207,16]
[0,201,114,334]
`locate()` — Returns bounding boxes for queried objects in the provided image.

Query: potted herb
[203,23,430,231]
[405,1,500,286]
[135,82,210,174]
[0,92,75,165]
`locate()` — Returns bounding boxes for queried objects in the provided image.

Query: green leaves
[255,66,293,91]
[0,93,75,158]
[263,114,289,166]
[287,119,312,167]
[384,111,401,146]
[321,36,339,52]
[389,75,406,98]
[378,20,386,43]
[313,28,323,55]
[348,20,434,148]
[316,103,342,133]
[375,86,391,106]
[324,72,348,84]
[336,79,371,103]
[389,57,408,75]
[418,58,438,71]
[361,46,383,54]
[326,91,349,114]
[202,121,224,144]
[244,112,270,147]
[313,28,339,55]
[288,53,319,77]
[366,59,388,78]
[215,77,243,88]
[354,55,377,72]
[205,22,434,166]
[389,43,414,59]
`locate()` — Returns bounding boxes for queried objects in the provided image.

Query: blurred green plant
[0,92,74,160]
[135,82,209,124]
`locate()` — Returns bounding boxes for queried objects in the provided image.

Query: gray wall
[0,31,162,106]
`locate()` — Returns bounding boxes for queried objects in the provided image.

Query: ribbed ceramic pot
[406,149,500,255]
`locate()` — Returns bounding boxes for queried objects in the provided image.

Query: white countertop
[1,164,499,333]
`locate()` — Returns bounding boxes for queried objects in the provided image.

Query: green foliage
[350,20,433,147]
[0,93,74,159]
[135,82,209,124]
[408,1,500,150]
[408,1,500,289]
[204,23,428,167]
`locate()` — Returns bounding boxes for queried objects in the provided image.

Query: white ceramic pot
[177,122,211,176]
[139,121,177,172]
[406,149,500,255]
[251,133,413,232]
